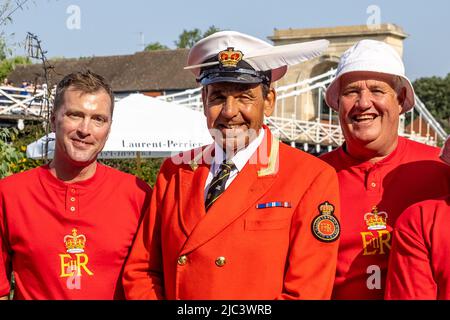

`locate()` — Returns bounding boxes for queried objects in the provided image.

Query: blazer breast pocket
[244,218,291,231]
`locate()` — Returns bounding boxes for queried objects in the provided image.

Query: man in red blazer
[123,31,341,300]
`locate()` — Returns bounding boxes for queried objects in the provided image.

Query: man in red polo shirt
[0,71,151,299]
[385,137,450,300]
[320,40,450,299]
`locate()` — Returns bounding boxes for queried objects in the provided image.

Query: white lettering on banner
[366,265,382,290]
[121,139,204,150]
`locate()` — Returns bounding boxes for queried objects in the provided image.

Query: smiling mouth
[72,138,92,146]
[352,114,378,122]
[218,124,247,130]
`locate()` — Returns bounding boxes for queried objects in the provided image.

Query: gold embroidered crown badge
[64,228,86,254]
[319,201,334,215]
[364,206,388,230]
[218,47,243,68]
[311,201,340,242]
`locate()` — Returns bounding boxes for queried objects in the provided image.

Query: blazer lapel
[177,145,214,237]
[178,164,209,237]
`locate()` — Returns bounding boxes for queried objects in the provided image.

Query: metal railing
[0,85,50,117]
[1,70,446,148]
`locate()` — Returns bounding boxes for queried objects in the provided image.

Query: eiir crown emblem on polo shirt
[364,206,388,230]
[64,228,86,253]
[59,228,94,288]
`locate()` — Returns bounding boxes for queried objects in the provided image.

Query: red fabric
[385,197,450,300]
[0,163,151,300]
[123,127,341,300]
[320,137,450,299]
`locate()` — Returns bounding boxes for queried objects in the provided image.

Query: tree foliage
[174,25,221,49]
[413,73,450,132]
[144,42,169,51]
[203,25,221,38]
[100,157,164,186]
[175,28,202,49]
[0,127,42,178]
[0,55,31,81]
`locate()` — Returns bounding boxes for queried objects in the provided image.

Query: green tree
[0,55,30,81]
[413,73,450,132]
[0,38,7,60]
[100,157,164,187]
[175,28,202,49]
[203,25,221,38]
[144,42,169,51]
[175,26,221,49]
[0,128,25,178]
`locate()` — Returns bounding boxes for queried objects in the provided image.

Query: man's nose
[76,118,91,136]
[356,90,373,109]
[222,96,239,118]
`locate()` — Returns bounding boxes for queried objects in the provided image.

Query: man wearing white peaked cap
[320,39,450,300]
[124,31,342,300]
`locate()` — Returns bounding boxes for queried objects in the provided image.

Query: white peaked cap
[185,30,329,85]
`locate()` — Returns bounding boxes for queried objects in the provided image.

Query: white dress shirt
[204,129,265,201]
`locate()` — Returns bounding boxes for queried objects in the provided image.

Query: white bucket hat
[325,39,415,114]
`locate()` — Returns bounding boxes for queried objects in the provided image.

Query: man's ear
[263,87,276,117]
[397,87,406,114]
[50,112,56,132]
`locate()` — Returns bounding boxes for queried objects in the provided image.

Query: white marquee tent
[26,93,213,159]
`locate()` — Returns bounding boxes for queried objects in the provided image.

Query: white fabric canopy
[27,93,212,159]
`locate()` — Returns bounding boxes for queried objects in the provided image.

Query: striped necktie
[205,161,236,211]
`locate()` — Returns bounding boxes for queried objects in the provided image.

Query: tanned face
[338,71,405,159]
[202,82,275,154]
[51,87,112,167]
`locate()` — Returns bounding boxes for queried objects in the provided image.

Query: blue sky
[2,0,450,80]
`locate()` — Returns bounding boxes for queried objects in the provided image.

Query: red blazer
[123,127,341,299]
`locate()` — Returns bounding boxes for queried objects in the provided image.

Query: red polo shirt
[385,197,450,300]
[0,163,151,299]
[320,137,450,299]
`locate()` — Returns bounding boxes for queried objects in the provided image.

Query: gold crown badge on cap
[218,47,243,68]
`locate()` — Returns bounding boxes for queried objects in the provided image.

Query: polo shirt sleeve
[0,192,12,298]
[385,203,437,299]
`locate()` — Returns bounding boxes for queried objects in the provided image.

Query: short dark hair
[261,82,270,98]
[53,70,114,114]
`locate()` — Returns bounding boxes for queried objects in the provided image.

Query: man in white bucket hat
[320,39,450,299]
[385,136,450,300]
[123,31,342,300]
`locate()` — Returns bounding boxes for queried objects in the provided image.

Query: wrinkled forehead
[339,71,397,91]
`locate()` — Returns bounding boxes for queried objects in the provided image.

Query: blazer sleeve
[122,162,171,300]
[385,204,437,299]
[277,165,341,300]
